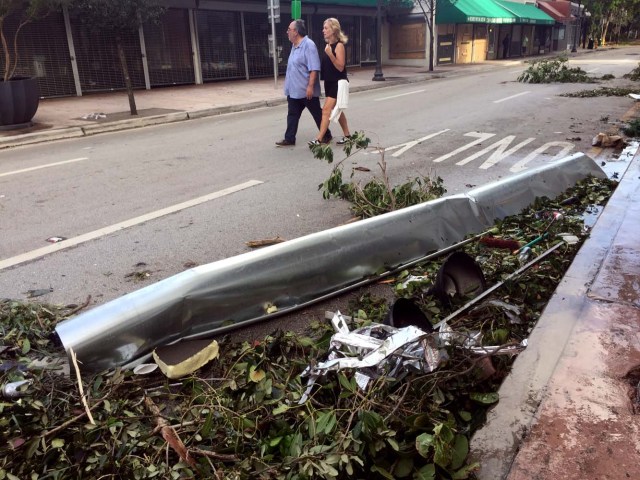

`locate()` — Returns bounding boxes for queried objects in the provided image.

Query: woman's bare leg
[338,112,350,137]
[316,97,337,142]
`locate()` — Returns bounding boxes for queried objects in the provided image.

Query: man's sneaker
[308,139,321,147]
[336,136,350,145]
[275,139,295,147]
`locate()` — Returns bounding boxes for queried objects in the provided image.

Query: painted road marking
[374,89,426,102]
[510,142,574,172]
[433,132,496,163]
[493,91,530,103]
[0,180,263,271]
[386,129,450,157]
[0,157,89,178]
[457,136,536,168]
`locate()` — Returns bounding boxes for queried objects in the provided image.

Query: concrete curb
[0,127,84,149]
[81,111,189,136]
[0,50,603,150]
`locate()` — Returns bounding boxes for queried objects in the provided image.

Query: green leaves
[469,392,500,405]
[416,423,471,478]
[314,131,447,218]
[517,56,594,84]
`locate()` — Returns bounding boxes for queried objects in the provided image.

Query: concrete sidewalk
[470,141,640,479]
[0,62,510,149]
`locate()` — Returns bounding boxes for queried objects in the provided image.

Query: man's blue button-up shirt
[284,35,321,99]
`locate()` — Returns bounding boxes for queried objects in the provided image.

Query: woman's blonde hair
[324,17,348,44]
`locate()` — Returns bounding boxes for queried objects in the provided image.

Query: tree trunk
[116,35,138,116]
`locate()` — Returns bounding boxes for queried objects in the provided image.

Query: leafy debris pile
[622,62,640,81]
[622,118,640,137]
[312,132,446,219]
[517,56,594,84]
[560,86,639,98]
[0,176,617,480]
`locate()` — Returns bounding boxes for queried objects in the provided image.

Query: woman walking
[308,18,351,147]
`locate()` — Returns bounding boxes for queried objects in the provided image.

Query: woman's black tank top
[321,42,348,82]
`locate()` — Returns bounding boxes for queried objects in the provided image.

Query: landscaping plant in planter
[0,0,68,128]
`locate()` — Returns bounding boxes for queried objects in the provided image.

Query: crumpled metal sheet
[55,153,605,371]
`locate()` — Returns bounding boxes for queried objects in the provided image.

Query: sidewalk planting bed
[0,173,619,479]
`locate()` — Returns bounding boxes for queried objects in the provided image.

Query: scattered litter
[301,310,529,404]
[153,338,219,379]
[25,288,53,298]
[46,236,67,243]
[471,299,522,324]
[479,236,520,250]
[559,233,580,245]
[2,379,32,399]
[299,312,442,403]
[354,166,371,172]
[81,112,107,120]
[124,270,152,281]
[400,274,430,288]
[245,236,285,248]
[133,363,159,375]
[629,93,640,100]
[263,302,278,314]
[592,132,626,148]
[428,251,486,303]
[582,204,604,229]
[385,297,433,331]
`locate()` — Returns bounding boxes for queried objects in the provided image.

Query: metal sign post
[268,0,280,88]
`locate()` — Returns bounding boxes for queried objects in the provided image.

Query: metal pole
[372,0,385,81]
[571,0,581,52]
[270,0,278,88]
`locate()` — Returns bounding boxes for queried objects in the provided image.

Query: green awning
[494,0,555,24]
[436,0,516,25]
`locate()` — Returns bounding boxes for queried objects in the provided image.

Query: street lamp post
[372,0,385,81]
[571,0,582,53]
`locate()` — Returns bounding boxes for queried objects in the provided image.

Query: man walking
[276,19,331,147]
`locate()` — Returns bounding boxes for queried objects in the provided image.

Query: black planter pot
[0,76,40,130]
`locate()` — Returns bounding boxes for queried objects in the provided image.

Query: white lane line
[586,68,600,73]
[374,89,425,102]
[0,180,263,271]
[0,157,89,178]
[493,91,531,104]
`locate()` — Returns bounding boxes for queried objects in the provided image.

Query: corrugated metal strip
[144,8,195,87]
[0,10,76,97]
[196,10,244,81]
[68,9,145,93]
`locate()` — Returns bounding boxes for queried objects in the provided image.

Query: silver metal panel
[55,154,606,371]
[467,153,606,223]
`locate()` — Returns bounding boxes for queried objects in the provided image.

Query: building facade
[1,0,382,98]
[1,0,574,99]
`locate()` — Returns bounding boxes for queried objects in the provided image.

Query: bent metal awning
[494,0,556,24]
[537,0,573,23]
[436,0,516,25]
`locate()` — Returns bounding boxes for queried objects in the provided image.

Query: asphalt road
[1,47,638,307]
